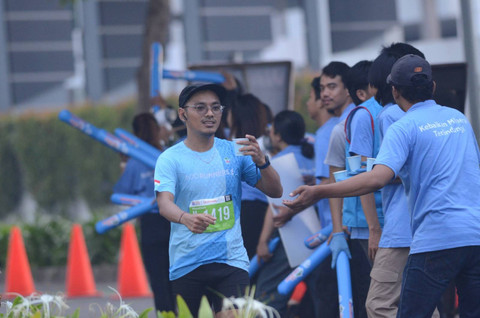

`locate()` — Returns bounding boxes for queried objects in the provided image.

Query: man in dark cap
[281,55,480,317]
[154,83,282,316]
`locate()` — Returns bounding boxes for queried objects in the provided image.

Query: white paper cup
[366,158,375,172]
[346,155,361,172]
[233,138,248,156]
[333,170,348,182]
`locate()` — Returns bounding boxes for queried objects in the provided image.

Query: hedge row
[0,216,123,267]
[0,103,135,218]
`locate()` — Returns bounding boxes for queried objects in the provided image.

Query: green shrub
[0,120,23,216]
[0,103,135,216]
[0,215,126,267]
[293,71,319,134]
[83,214,123,265]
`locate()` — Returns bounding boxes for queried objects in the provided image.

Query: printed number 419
[205,206,230,221]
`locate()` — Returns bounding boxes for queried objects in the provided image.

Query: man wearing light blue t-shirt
[284,55,480,318]
[332,60,375,318]
[307,75,337,226]
[364,43,427,318]
[154,83,282,316]
[305,72,340,318]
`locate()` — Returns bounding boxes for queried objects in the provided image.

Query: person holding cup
[154,83,282,316]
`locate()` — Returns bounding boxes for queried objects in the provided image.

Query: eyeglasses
[182,104,225,116]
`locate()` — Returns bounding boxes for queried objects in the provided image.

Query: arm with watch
[238,134,282,198]
[254,154,283,198]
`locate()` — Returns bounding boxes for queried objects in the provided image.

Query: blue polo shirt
[375,100,480,254]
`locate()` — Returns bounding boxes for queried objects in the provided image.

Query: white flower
[221,287,280,318]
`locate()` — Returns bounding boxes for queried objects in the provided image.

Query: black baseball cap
[178,83,227,108]
[386,54,432,87]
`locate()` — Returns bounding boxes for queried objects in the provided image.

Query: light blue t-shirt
[315,117,340,179]
[375,100,480,254]
[344,98,384,239]
[154,138,261,280]
[349,108,374,157]
[314,117,339,227]
[376,103,411,248]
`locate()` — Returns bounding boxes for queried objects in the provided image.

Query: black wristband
[256,155,270,170]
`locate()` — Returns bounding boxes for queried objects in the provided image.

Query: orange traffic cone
[65,224,102,297]
[4,226,36,297]
[116,223,151,298]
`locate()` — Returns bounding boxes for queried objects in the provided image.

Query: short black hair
[368,43,425,106]
[345,60,372,106]
[310,76,321,100]
[321,61,350,87]
[394,75,434,104]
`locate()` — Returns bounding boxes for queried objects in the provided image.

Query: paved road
[1,282,157,317]
[0,265,160,318]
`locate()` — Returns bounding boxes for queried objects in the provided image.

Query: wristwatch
[256,155,270,170]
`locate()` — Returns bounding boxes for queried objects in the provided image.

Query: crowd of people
[114,41,480,318]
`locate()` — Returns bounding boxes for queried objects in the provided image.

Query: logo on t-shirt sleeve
[154,179,161,185]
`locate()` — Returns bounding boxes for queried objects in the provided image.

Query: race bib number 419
[189,195,235,232]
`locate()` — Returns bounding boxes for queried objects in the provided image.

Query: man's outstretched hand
[283,185,320,214]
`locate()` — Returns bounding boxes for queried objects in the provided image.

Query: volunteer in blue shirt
[307,75,337,226]
[282,54,480,318]
[365,43,426,318]
[113,113,173,313]
[154,83,282,316]
[329,60,375,318]
[343,93,384,261]
[306,64,354,318]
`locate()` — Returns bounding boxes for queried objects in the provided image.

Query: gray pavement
[0,266,159,317]
[4,283,156,318]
